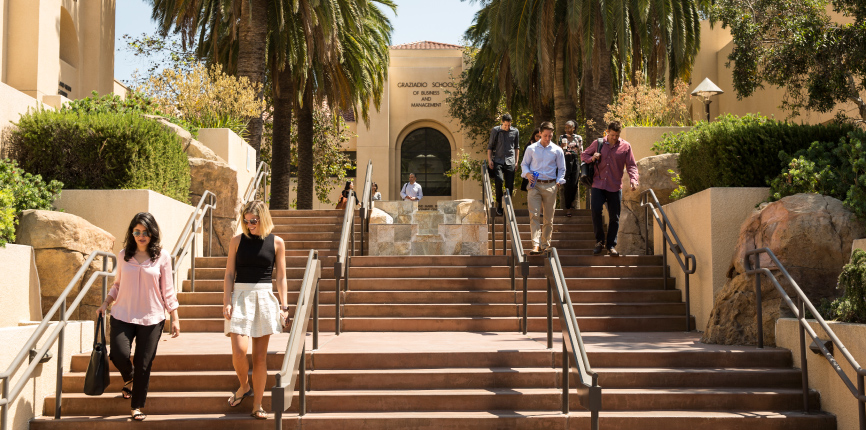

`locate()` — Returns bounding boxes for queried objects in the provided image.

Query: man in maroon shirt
[580,121,639,256]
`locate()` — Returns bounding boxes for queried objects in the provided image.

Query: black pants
[492,163,515,210]
[562,177,579,209]
[590,187,622,248]
[109,316,164,409]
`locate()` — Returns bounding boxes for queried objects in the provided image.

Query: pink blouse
[107,249,179,326]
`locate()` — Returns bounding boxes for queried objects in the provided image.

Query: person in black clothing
[559,120,583,216]
[223,201,288,420]
[488,113,520,216]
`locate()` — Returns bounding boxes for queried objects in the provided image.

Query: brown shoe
[529,246,542,255]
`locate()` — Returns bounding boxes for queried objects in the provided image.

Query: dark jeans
[109,316,164,409]
[491,163,515,210]
[562,177,579,209]
[590,187,622,248]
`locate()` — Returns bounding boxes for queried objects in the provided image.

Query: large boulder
[617,153,679,255]
[188,157,241,256]
[144,115,221,162]
[369,208,394,225]
[702,194,866,346]
[16,210,115,320]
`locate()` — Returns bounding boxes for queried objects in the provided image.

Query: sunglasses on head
[132,231,150,237]
[243,218,260,225]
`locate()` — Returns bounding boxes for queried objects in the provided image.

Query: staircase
[30,206,836,429]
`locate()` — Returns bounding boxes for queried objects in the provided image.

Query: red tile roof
[390,40,463,50]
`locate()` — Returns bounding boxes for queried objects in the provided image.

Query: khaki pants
[527,181,558,248]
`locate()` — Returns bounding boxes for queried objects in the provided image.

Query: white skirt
[225,282,283,337]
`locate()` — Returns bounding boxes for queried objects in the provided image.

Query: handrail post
[562,341,569,414]
[662,222,668,289]
[685,272,691,331]
[2,376,8,430]
[208,196,213,257]
[510,244,516,293]
[351,203,356,257]
[191,229,197,293]
[313,279,320,350]
[522,260,529,335]
[859,374,865,430]
[755,255,764,349]
[799,297,810,412]
[54,300,65,419]
[360,207,366,257]
[274,373,283,430]
[299,343,306,416]
[491,209,496,255]
[334,261,342,335]
[644,199,651,255]
[547,275,553,349]
[500,213,505,256]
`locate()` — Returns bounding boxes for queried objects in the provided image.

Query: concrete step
[180,317,335,333]
[347,255,664,267]
[29,410,837,430]
[271,209,350,217]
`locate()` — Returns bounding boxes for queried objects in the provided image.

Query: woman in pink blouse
[96,212,180,422]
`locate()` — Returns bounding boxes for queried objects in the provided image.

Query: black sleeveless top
[234,233,275,284]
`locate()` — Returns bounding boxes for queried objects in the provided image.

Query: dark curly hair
[123,212,162,262]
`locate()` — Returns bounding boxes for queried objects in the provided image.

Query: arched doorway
[400,127,451,196]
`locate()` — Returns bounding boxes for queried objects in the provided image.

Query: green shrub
[7,109,190,203]
[0,159,63,246]
[768,131,866,219]
[819,249,866,324]
[64,91,199,136]
[661,114,857,197]
[0,189,15,246]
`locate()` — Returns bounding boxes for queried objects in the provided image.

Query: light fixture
[691,78,724,122]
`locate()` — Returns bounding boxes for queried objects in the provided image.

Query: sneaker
[607,247,620,257]
[592,242,605,255]
[496,208,504,216]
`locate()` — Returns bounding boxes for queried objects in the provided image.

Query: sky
[113,0,483,84]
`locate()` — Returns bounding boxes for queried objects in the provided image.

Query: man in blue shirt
[521,121,566,254]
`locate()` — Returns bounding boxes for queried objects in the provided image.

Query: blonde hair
[239,200,274,238]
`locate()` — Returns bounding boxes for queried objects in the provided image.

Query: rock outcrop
[617,153,680,255]
[16,210,115,320]
[369,208,394,224]
[702,194,866,346]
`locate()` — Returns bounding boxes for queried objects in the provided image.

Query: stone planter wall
[777,318,866,430]
[653,187,770,331]
[369,199,488,256]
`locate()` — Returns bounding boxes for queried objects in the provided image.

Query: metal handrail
[544,247,601,428]
[640,188,697,331]
[243,161,271,205]
[273,250,321,428]
[359,160,373,256]
[481,164,503,255]
[745,248,866,426]
[0,251,117,430]
[170,190,217,294]
[333,190,356,335]
[503,194,530,334]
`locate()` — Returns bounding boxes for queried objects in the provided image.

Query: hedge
[652,114,858,196]
[7,109,190,203]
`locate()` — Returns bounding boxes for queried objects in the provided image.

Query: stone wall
[369,199,488,256]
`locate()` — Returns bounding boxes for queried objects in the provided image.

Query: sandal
[131,409,146,421]
[251,408,268,420]
[121,380,133,399]
[228,386,253,407]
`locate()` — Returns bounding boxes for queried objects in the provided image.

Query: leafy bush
[655,114,857,197]
[64,91,199,136]
[0,189,15,246]
[0,159,63,246]
[136,63,264,139]
[7,109,190,202]
[818,249,866,324]
[605,73,693,127]
[768,131,866,218]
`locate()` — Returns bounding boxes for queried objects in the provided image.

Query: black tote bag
[579,138,603,188]
[83,315,111,396]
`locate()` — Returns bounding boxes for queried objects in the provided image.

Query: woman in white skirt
[222,200,288,419]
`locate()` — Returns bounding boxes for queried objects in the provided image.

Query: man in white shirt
[400,173,423,201]
[521,122,566,254]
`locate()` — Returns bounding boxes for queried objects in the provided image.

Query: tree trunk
[270,65,294,210]
[582,11,613,140]
[295,80,315,210]
[553,28,577,135]
[237,0,268,160]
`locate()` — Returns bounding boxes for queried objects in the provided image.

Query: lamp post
[691,78,724,122]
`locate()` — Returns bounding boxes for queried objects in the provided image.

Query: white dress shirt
[400,182,423,201]
[521,141,566,184]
